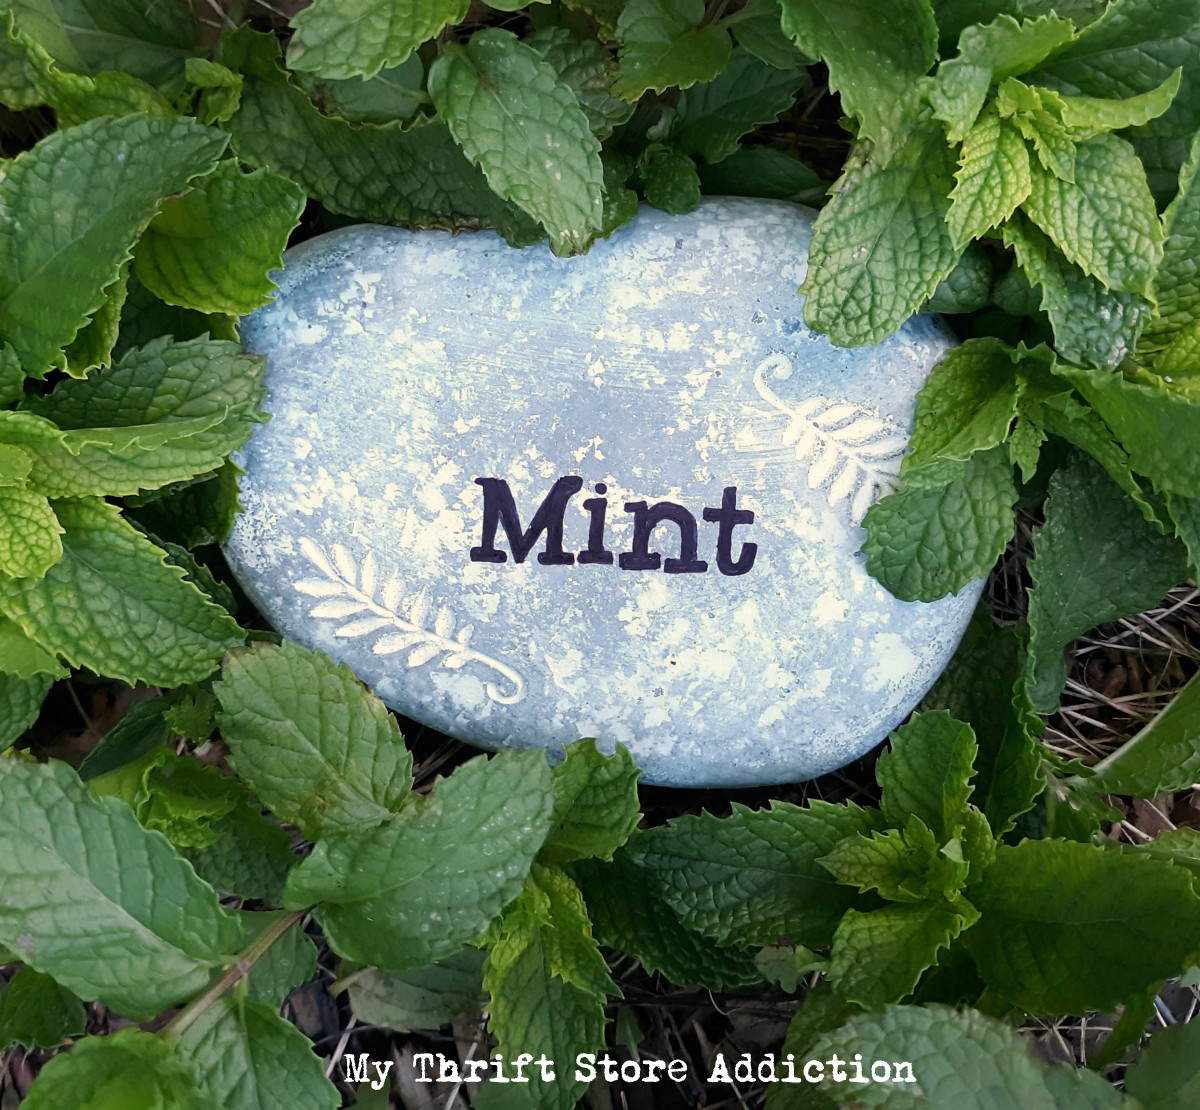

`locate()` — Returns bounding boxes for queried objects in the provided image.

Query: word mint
[470,476,758,576]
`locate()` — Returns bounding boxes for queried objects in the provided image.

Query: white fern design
[294,538,526,706]
[752,353,908,522]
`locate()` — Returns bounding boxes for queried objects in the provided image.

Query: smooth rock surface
[226,198,981,787]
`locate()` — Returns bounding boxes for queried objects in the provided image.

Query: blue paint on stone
[226,198,982,787]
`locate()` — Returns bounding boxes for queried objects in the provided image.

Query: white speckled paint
[226,198,983,787]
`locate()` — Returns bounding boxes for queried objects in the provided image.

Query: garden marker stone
[226,198,982,787]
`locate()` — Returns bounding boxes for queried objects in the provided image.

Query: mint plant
[3,0,1200,1106]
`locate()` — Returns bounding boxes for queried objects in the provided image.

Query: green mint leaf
[1040,0,1200,140]
[1148,132,1200,343]
[130,459,243,550]
[921,612,1044,835]
[779,0,936,161]
[215,639,413,838]
[42,70,173,128]
[230,71,539,245]
[16,414,240,499]
[0,967,85,1050]
[289,0,468,80]
[1022,132,1162,296]
[0,593,68,684]
[164,687,217,744]
[1057,68,1182,134]
[115,270,232,357]
[1126,1018,1200,1110]
[52,0,198,92]
[161,541,237,616]
[1168,491,1200,578]
[347,948,485,1033]
[1081,671,1200,798]
[41,335,261,430]
[818,819,968,903]
[0,10,55,110]
[877,712,978,841]
[0,498,243,687]
[488,865,617,1001]
[638,142,701,213]
[0,758,240,1019]
[930,14,1078,142]
[0,671,53,751]
[965,838,1200,1014]
[598,153,640,238]
[926,238,1003,312]
[1156,320,1200,378]
[527,27,633,141]
[1059,365,1200,495]
[1003,214,1151,369]
[21,336,266,498]
[861,446,1017,602]
[3,1,84,74]
[612,0,732,100]
[1135,132,1192,206]
[540,739,641,866]
[0,15,175,125]
[293,58,425,127]
[428,29,604,255]
[22,1029,212,1110]
[0,115,227,376]
[1002,82,1079,182]
[0,441,31,486]
[622,800,885,948]
[1032,388,1158,522]
[724,0,810,70]
[229,909,315,1004]
[77,699,176,783]
[574,855,761,989]
[0,343,23,406]
[88,747,242,853]
[64,262,130,378]
[829,900,978,1008]
[185,803,297,903]
[668,50,804,163]
[286,751,554,970]
[563,0,625,39]
[481,938,605,1110]
[905,337,1025,468]
[1124,826,1200,876]
[533,867,617,999]
[804,1004,1124,1108]
[1024,453,1189,714]
[802,124,960,347]
[0,485,62,578]
[947,106,1031,247]
[186,56,240,89]
[177,995,339,1110]
[1010,407,1048,478]
[135,161,305,316]
[697,143,823,200]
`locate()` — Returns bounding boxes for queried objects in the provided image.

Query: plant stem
[328,966,369,998]
[162,908,310,1040]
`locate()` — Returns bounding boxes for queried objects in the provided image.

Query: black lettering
[578,482,614,565]
[703,487,757,576]
[470,476,583,565]
[619,500,708,573]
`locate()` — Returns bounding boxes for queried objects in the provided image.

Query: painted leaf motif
[750,354,908,522]
[295,539,526,704]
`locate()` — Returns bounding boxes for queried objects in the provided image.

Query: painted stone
[226,198,982,787]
